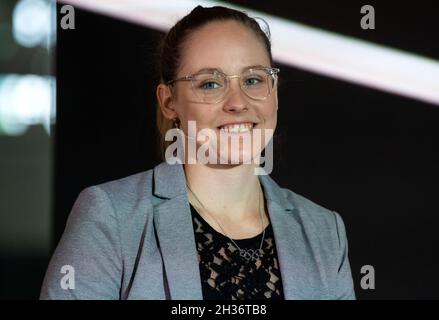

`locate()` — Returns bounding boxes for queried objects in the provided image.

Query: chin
[216,147,261,165]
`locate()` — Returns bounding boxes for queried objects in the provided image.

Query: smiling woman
[40,5,355,300]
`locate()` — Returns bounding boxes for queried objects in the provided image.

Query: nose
[222,76,248,113]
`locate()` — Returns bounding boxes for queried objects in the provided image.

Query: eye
[244,78,261,86]
[200,81,221,90]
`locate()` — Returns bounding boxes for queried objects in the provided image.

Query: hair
[155,5,275,160]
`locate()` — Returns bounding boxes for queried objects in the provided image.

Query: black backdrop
[55,1,439,299]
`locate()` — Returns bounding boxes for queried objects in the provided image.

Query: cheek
[193,106,216,125]
[261,100,278,123]
[178,104,216,129]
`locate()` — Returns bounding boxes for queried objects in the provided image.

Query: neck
[184,163,263,220]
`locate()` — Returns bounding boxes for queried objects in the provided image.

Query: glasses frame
[165,67,280,104]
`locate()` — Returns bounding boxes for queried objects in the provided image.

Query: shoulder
[94,169,153,199]
[69,168,155,227]
[97,167,154,199]
[280,187,347,247]
[282,188,337,220]
[94,168,154,203]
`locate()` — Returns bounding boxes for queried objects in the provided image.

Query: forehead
[178,20,270,76]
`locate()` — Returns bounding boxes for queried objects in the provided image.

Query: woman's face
[167,20,278,165]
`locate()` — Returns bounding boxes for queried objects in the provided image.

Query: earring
[173,118,180,129]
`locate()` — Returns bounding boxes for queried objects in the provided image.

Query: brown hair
[155,5,274,160]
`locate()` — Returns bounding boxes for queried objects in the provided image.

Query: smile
[218,122,255,133]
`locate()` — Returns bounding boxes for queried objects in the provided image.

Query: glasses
[166,67,280,104]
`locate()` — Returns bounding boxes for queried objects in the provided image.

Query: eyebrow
[193,64,267,74]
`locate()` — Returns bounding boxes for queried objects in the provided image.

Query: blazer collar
[152,161,302,299]
[153,161,295,212]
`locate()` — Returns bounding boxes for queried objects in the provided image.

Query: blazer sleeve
[40,186,123,299]
[332,211,356,300]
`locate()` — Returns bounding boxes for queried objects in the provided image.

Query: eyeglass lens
[190,69,277,103]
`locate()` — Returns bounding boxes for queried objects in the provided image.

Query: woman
[40,5,355,300]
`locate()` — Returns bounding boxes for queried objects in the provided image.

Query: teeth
[220,123,253,133]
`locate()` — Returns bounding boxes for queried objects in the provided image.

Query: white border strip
[58,0,439,105]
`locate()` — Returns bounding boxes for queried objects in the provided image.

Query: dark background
[53,1,439,299]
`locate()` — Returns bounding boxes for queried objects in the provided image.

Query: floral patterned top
[190,203,285,300]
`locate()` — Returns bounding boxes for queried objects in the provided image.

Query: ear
[156,83,178,120]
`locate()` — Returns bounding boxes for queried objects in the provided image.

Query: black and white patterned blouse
[190,203,285,300]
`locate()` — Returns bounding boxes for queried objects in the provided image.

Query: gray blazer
[40,161,356,300]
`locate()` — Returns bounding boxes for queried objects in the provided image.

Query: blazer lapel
[152,162,317,300]
[152,162,203,299]
[259,175,316,299]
